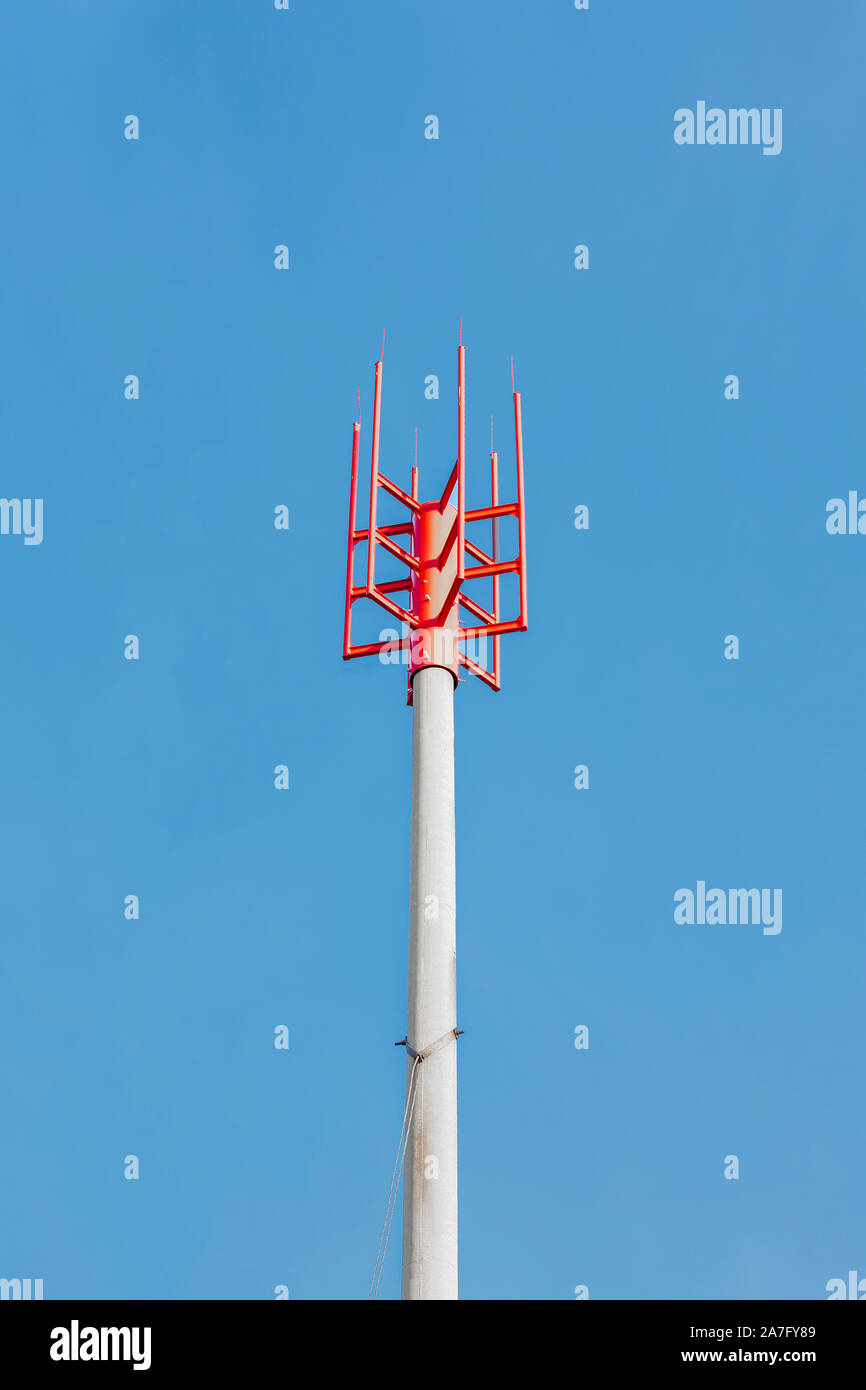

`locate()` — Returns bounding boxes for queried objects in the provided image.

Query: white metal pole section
[402,663,458,1300]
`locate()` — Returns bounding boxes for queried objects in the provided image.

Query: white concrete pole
[401,663,458,1300]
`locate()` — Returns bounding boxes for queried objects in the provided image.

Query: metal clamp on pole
[395,1029,465,1063]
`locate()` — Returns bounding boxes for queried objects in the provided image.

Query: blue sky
[1,0,864,1299]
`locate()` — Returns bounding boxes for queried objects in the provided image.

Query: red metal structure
[343,342,528,700]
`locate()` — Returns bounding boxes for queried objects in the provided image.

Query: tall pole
[342,337,528,1301]
[402,662,458,1300]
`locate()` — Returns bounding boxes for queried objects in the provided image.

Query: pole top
[342,337,528,701]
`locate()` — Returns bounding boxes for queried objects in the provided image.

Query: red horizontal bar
[373,577,412,595]
[353,522,413,543]
[351,577,412,599]
[463,558,520,581]
[466,503,519,523]
[345,636,410,660]
[459,617,527,640]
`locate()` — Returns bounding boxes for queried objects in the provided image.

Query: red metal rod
[438,515,459,568]
[377,531,420,572]
[459,593,496,625]
[371,590,415,626]
[439,567,464,624]
[366,360,383,593]
[465,503,518,523]
[353,522,413,542]
[439,457,459,510]
[379,471,421,514]
[459,617,525,641]
[372,577,413,595]
[464,538,493,566]
[458,648,500,691]
[347,636,411,659]
[514,388,527,629]
[463,558,519,581]
[491,446,500,685]
[351,578,412,598]
[343,419,360,659]
[457,346,465,585]
[435,344,467,623]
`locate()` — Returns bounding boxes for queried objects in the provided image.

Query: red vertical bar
[456,345,465,584]
[367,360,383,593]
[490,448,500,684]
[343,420,360,658]
[513,389,527,629]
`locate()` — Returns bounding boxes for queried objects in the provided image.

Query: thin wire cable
[374,1064,420,1301]
[370,1059,419,1300]
[369,1057,420,1299]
